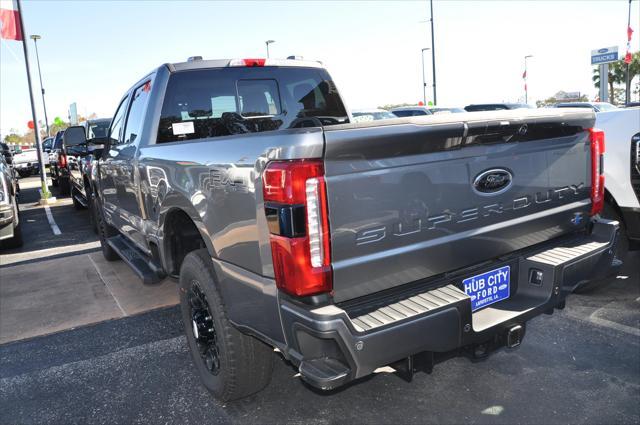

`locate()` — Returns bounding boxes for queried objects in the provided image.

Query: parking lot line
[0,240,100,266]
[86,252,178,316]
[88,254,127,317]
[44,205,62,235]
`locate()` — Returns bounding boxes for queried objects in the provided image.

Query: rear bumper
[14,163,36,171]
[0,204,16,240]
[279,218,620,390]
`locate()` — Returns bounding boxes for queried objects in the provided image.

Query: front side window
[109,96,129,147]
[157,67,348,144]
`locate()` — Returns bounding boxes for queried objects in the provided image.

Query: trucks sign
[591,46,619,65]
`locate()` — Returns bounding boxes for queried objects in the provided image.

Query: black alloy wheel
[188,281,221,376]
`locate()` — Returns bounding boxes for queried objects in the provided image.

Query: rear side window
[157,67,349,144]
[123,81,152,145]
[392,110,428,117]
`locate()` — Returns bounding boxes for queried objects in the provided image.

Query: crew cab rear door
[323,110,595,302]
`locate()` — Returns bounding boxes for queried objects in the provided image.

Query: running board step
[72,191,88,208]
[350,285,469,333]
[299,357,350,390]
[106,235,165,285]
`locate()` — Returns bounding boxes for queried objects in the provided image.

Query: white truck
[596,107,640,256]
[12,148,41,178]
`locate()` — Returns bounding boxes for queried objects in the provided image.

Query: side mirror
[63,126,87,147]
[3,152,12,164]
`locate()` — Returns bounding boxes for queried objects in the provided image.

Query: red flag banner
[625,25,634,64]
[0,0,22,41]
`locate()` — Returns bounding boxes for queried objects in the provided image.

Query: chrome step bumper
[279,218,620,391]
[350,285,469,332]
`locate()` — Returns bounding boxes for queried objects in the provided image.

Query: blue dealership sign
[591,46,619,65]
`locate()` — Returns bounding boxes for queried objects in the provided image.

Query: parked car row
[351,101,635,122]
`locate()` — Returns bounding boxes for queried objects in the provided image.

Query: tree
[49,116,69,136]
[536,91,588,108]
[593,52,640,104]
[3,133,23,146]
[378,103,415,110]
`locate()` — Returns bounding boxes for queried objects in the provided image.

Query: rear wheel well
[164,209,207,276]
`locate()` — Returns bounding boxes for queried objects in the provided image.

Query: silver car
[0,144,22,248]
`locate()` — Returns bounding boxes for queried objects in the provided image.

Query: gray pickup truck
[64,58,620,401]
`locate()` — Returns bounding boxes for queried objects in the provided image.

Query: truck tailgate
[323,109,595,302]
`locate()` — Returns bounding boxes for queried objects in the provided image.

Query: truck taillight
[589,128,605,216]
[228,58,266,67]
[59,153,67,169]
[262,160,332,297]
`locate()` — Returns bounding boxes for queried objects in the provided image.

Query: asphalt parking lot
[0,177,639,424]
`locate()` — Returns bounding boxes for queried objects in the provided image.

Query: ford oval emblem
[473,168,513,195]
[598,48,608,53]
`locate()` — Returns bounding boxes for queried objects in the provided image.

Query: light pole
[421,48,430,105]
[30,34,50,138]
[265,40,275,58]
[524,54,533,104]
[429,0,437,105]
[624,0,633,104]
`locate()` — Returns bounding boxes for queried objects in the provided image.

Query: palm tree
[593,52,640,104]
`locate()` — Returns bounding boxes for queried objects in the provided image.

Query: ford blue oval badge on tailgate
[473,169,513,195]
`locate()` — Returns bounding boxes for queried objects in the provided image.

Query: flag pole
[15,0,49,200]
[625,0,632,105]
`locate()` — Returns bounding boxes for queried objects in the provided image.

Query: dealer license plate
[462,265,510,312]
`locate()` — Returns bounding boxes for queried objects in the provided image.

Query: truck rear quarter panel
[137,129,325,276]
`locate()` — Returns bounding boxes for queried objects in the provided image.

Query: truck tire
[59,177,71,196]
[96,204,120,261]
[3,203,23,249]
[179,249,274,401]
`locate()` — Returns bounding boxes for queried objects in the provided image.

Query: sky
[1,0,639,137]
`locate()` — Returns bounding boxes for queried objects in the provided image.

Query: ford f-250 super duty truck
[63,57,620,401]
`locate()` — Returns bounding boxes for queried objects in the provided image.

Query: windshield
[88,121,111,139]
[157,67,349,143]
[595,103,618,111]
